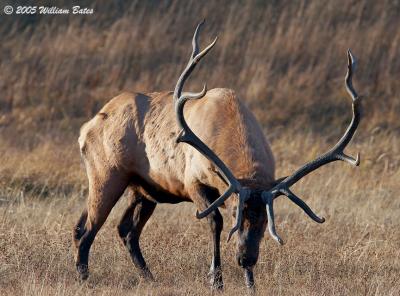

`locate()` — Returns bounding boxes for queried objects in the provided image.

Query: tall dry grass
[0,0,399,295]
[1,0,399,133]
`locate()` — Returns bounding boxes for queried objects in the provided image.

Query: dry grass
[0,0,400,295]
[1,0,399,133]
[1,131,399,295]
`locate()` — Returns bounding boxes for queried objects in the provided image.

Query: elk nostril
[238,255,250,267]
[237,255,257,268]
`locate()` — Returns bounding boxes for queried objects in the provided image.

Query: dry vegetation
[0,0,399,295]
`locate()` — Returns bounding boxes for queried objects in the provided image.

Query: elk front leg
[189,183,224,290]
[117,188,156,280]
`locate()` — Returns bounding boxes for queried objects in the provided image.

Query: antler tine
[191,20,204,58]
[262,50,362,245]
[264,192,284,245]
[283,188,325,223]
[173,21,242,222]
[227,189,251,242]
[333,49,361,166]
[345,49,358,101]
[173,22,217,104]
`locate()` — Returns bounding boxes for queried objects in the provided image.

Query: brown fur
[73,88,275,286]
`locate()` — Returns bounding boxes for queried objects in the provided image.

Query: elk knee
[117,221,132,239]
[209,210,223,233]
[73,210,88,247]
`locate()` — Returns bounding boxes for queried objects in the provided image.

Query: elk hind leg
[73,209,88,248]
[74,172,129,281]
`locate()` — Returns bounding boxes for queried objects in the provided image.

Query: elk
[73,21,362,290]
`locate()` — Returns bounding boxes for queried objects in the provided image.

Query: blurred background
[1,0,399,194]
[1,0,399,132]
[0,1,399,295]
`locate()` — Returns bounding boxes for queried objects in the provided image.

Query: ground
[1,131,399,295]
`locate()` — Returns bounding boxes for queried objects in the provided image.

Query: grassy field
[1,0,399,295]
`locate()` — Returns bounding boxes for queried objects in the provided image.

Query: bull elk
[73,21,362,290]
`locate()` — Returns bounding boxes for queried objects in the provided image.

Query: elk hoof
[141,268,155,281]
[244,267,255,292]
[210,278,224,291]
[208,269,223,291]
[76,264,89,281]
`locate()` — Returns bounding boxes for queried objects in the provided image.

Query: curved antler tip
[227,228,237,243]
[276,237,284,245]
[347,49,357,70]
[195,210,206,219]
[318,217,326,223]
[202,83,207,94]
[176,129,185,143]
[355,152,361,166]
[336,152,360,167]
[347,48,354,60]
[197,19,205,28]
[212,36,219,46]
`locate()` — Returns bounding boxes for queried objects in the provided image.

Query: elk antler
[173,21,249,233]
[260,49,362,245]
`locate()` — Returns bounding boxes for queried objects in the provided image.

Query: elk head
[173,21,362,288]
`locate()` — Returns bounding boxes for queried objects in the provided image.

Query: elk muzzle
[236,229,262,268]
